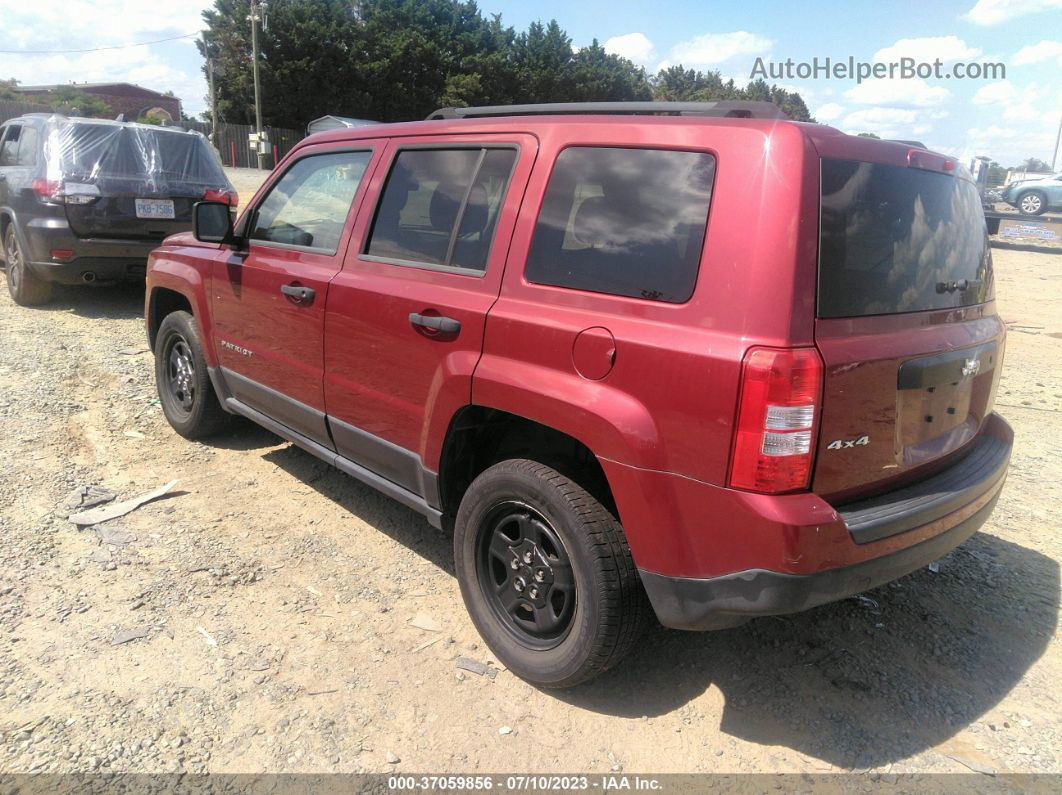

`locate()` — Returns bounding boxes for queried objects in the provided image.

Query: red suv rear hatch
[811,151,1004,502]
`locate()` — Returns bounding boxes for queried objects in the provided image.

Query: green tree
[199,0,811,126]
[0,78,18,100]
[1021,157,1052,173]
[648,66,812,121]
[46,86,113,117]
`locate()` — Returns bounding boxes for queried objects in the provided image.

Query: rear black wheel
[455,459,649,688]
[155,310,230,439]
[4,226,52,306]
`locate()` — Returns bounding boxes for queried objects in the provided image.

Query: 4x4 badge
[826,435,870,450]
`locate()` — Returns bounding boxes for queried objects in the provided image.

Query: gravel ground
[0,207,1059,775]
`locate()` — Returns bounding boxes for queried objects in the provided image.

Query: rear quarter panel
[475,119,821,483]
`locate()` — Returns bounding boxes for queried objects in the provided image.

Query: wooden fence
[173,120,304,170]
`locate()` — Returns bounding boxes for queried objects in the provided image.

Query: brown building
[12,82,182,121]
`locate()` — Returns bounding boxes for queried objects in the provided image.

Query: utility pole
[249,0,268,169]
[207,56,219,150]
[1052,112,1061,173]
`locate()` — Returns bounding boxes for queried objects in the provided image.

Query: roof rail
[426,101,786,121]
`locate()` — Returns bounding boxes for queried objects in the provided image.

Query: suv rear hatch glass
[813,157,1004,501]
[47,121,231,240]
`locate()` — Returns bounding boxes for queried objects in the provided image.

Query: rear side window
[818,159,994,318]
[0,126,21,167]
[16,126,38,166]
[366,147,518,272]
[525,147,716,303]
[251,151,372,254]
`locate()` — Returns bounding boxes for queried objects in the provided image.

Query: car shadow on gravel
[217,438,1058,769]
[33,282,146,320]
[261,443,453,573]
[558,531,1058,769]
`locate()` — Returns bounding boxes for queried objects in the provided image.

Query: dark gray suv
[0,114,236,305]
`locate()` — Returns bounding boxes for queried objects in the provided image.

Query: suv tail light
[32,179,63,202]
[728,346,823,493]
[204,188,238,206]
[32,179,100,205]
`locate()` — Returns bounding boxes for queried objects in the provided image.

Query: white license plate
[135,199,175,220]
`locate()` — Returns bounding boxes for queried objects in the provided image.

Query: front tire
[155,310,230,439]
[454,459,648,688]
[4,226,52,306]
[1017,190,1047,216]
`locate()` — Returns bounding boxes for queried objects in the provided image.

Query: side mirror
[193,201,236,245]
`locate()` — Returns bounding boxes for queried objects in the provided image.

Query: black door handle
[409,312,461,334]
[281,284,315,302]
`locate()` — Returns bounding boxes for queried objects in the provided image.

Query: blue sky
[0,0,1059,166]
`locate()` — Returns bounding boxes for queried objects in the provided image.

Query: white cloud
[963,0,1062,26]
[0,0,210,113]
[972,80,1019,104]
[842,107,919,138]
[603,33,655,66]
[814,102,845,122]
[0,0,208,48]
[874,36,981,63]
[971,80,1058,123]
[845,78,951,108]
[1013,40,1062,65]
[665,31,773,68]
[963,124,1057,163]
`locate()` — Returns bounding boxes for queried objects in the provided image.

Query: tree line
[198,0,814,129]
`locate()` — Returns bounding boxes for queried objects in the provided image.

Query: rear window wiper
[936,278,982,294]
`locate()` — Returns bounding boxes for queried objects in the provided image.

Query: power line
[0,32,200,55]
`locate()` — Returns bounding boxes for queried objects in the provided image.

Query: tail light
[32,179,63,201]
[204,188,238,206]
[32,179,100,205]
[728,346,823,493]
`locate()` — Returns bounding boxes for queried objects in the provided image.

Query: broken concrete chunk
[69,480,178,526]
[409,613,442,632]
[455,657,498,679]
[95,526,137,546]
[58,485,117,518]
[111,626,150,645]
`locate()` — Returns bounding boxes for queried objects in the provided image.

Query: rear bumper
[633,413,1012,630]
[23,216,162,284]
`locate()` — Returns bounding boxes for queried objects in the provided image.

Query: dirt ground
[0,184,1060,775]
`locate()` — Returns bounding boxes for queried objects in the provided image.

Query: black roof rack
[426,101,786,121]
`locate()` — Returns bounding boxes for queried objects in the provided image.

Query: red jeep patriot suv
[145,101,1011,688]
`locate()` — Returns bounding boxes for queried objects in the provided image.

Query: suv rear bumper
[628,413,1012,630]
[23,216,161,284]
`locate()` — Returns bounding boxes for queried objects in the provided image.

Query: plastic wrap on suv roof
[426,101,787,121]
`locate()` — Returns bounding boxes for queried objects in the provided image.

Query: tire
[454,459,649,688]
[4,225,52,306]
[154,310,230,439]
[1017,190,1047,216]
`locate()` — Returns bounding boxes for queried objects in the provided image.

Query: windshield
[818,158,993,318]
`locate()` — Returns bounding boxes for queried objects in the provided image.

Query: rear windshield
[53,123,227,189]
[818,158,993,318]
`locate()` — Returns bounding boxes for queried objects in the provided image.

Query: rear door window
[250,151,372,254]
[15,126,38,166]
[0,125,21,167]
[525,147,716,303]
[365,147,519,272]
[818,159,993,317]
